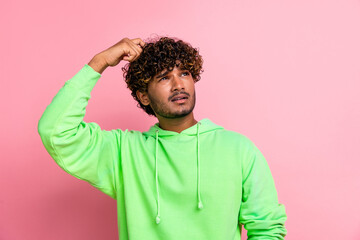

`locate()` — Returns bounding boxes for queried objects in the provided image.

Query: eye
[182,71,190,76]
[159,76,168,81]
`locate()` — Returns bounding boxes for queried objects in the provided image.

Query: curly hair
[122,36,204,117]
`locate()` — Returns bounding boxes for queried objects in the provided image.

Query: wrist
[88,54,109,74]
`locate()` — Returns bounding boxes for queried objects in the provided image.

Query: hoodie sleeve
[239,141,287,239]
[37,64,121,199]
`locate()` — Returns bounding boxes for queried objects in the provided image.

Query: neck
[157,113,198,133]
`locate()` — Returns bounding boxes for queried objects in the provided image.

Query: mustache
[169,91,190,101]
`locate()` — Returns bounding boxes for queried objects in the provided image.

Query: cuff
[66,64,102,93]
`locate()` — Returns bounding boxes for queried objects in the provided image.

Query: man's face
[139,60,196,119]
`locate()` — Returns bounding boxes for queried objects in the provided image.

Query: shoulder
[103,128,143,139]
[216,128,255,146]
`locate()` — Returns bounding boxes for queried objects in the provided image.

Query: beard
[148,91,196,119]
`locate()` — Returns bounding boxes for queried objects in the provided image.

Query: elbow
[37,117,44,136]
[37,113,55,140]
[37,114,48,137]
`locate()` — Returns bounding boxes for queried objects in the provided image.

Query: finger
[122,47,132,58]
[123,38,140,55]
[123,54,137,62]
[131,38,146,48]
[122,48,133,60]
[123,48,138,62]
[128,44,141,60]
[129,42,143,56]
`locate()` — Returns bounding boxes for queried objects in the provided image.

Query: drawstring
[154,121,203,225]
[197,122,203,209]
[155,130,161,224]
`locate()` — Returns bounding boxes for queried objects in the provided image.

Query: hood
[143,118,224,224]
[143,118,224,138]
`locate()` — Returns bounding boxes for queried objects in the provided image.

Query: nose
[171,74,185,92]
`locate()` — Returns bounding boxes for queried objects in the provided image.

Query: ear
[136,90,150,106]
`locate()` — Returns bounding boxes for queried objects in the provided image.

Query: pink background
[1,0,360,239]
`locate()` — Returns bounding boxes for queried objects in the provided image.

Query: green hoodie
[38,64,287,239]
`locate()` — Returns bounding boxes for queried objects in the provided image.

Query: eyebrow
[155,64,187,79]
[155,70,170,79]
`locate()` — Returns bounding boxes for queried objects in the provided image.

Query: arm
[37,38,145,198]
[37,63,119,198]
[239,141,287,239]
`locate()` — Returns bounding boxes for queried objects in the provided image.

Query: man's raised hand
[103,38,145,66]
[88,37,146,74]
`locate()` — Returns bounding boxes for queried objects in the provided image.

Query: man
[38,37,287,239]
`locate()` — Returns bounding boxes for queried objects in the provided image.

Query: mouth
[171,94,189,103]
[172,97,188,104]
